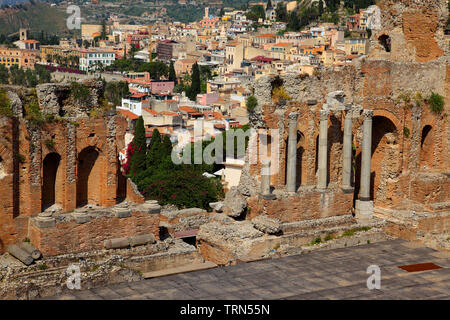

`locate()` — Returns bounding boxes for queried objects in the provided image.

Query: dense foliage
[125,118,224,210]
[0,89,13,117]
[276,0,376,31]
[0,64,51,87]
[187,62,201,101]
[104,81,129,106]
[246,95,258,112]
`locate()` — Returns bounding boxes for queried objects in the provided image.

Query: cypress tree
[161,134,173,157]
[129,116,147,177]
[169,61,177,85]
[189,62,201,101]
[146,128,163,166]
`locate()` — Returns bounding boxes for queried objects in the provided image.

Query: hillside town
[0,0,448,303]
[0,1,381,187]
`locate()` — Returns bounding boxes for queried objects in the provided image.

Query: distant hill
[0,1,68,36]
[0,0,29,6]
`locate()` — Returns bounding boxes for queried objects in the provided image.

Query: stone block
[113,207,132,218]
[355,200,374,223]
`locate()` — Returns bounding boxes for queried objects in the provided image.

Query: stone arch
[378,34,391,52]
[42,152,63,211]
[355,115,399,205]
[76,146,101,207]
[419,125,433,168]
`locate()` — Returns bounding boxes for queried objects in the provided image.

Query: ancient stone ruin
[0,0,448,299]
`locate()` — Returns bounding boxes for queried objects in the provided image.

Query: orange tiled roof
[119,109,139,120]
[179,106,197,113]
[143,108,158,115]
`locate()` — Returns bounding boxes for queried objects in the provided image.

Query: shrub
[0,89,13,117]
[428,92,444,114]
[44,139,55,150]
[246,95,258,112]
[272,86,291,104]
[342,226,371,237]
[324,234,333,242]
[403,126,410,138]
[70,82,91,106]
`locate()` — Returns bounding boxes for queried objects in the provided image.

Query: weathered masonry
[241,0,449,238]
[0,82,131,253]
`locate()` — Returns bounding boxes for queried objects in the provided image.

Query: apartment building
[0,47,39,69]
[79,49,116,71]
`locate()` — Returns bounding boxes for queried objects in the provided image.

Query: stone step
[281,215,357,234]
[142,261,217,279]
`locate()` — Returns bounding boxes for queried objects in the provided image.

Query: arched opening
[419,125,433,167]
[42,153,62,211]
[116,157,127,203]
[77,147,100,207]
[355,116,398,205]
[284,131,305,188]
[378,34,391,52]
[0,156,5,180]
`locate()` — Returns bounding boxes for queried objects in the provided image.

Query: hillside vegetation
[0,1,68,36]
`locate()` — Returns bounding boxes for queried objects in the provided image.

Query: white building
[79,49,115,72]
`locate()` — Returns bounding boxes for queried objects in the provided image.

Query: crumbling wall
[0,83,129,254]
[241,0,449,224]
[369,0,447,62]
[29,209,160,257]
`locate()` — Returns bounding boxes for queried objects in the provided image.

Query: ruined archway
[76,146,101,207]
[378,34,391,52]
[419,125,433,168]
[355,116,399,206]
[42,153,62,211]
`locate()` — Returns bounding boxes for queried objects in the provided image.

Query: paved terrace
[50,240,449,300]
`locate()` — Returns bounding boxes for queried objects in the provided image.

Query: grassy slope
[0,1,68,35]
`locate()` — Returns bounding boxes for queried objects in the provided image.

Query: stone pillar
[359,110,373,201]
[342,109,353,192]
[317,110,329,190]
[356,110,374,223]
[260,160,276,200]
[286,112,299,193]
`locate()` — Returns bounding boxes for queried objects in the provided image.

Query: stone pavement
[49,239,449,300]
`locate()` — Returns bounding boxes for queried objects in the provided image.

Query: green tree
[0,89,13,117]
[105,81,129,106]
[246,96,258,112]
[138,61,168,80]
[161,134,173,157]
[168,61,177,85]
[188,62,201,101]
[0,64,9,84]
[146,129,164,167]
[100,20,107,40]
[129,116,147,177]
[275,2,288,22]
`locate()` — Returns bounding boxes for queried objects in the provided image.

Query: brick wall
[29,211,160,256]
